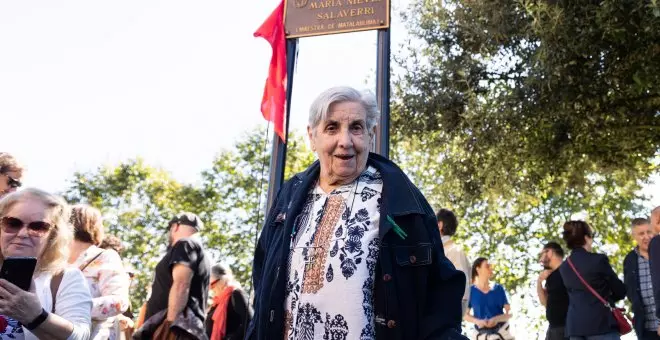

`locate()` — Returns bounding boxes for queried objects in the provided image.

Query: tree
[63,128,315,309]
[393,0,660,202]
[390,2,659,326]
[391,137,648,335]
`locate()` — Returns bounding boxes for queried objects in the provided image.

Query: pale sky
[0,0,410,192]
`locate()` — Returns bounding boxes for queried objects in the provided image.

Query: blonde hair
[70,204,104,245]
[0,152,24,177]
[0,188,72,273]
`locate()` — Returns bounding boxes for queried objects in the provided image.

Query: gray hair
[211,263,233,280]
[308,86,380,132]
[632,217,650,229]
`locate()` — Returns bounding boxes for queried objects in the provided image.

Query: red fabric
[210,285,236,340]
[254,0,287,142]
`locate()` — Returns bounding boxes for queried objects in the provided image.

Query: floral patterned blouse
[71,245,130,340]
[284,166,383,340]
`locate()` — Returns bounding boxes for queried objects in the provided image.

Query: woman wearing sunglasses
[0,152,23,199]
[0,188,92,340]
[205,263,251,340]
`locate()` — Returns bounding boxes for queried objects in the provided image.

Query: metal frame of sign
[283,0,391,39]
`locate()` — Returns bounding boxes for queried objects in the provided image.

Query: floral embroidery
[301,195,344,294]
[285,166,381,340]
[0,314,24,339]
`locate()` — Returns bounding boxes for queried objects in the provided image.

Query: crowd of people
[443,205,660,340]
[0,85,658,340]
[0,155,251,340]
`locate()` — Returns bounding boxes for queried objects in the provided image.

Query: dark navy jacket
[246,153,467,340]
[649,235,660,319]
[559,248,626,336]
[623,249,647,337]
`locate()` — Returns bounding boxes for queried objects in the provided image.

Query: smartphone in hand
[0,257,37,291]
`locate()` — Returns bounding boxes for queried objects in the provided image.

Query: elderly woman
[0,188,92,339]
[247,86,467,340]
[0,152,23,198]
[205,263,251,340]
[68,204,130,340]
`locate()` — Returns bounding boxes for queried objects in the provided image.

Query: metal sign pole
[375,27,391,158]
[265,38,298,214]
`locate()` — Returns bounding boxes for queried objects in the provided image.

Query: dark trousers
[641,330,660,340]
[546,326,567,340]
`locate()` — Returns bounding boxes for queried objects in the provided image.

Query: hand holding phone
[0,257,37,291]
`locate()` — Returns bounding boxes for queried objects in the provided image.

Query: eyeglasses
[210,279,220,287]
[0,173,21,189]
[6,176,21,189]
[0,216,52,237]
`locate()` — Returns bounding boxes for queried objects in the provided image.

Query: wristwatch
[25,308,49,330]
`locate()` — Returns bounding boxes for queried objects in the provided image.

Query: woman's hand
[0,279,43,325]
[475,319,487,328]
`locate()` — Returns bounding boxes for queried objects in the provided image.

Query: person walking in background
[100,235,124,256]
[68,204,130,340]
[205,263,251,340]
[438,208,471,316]
[99,235,137,340]
[625,217,660,339]
[135,212,210,340]
[560,220,626,339]
[465,257,514,339]
[537,242,569,340]
[0,152,23,198]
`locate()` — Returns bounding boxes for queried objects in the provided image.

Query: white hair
[308,86,381,131]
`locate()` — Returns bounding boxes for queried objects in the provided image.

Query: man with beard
[537,242,569,340]
[137,212,211,339]
[625,217,660,339]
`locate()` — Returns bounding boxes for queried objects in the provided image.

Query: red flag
[254,0,287,142]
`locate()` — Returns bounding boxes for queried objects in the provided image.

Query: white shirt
[442,236,471,315]
[284,166,383,340]
[0,268,92,340]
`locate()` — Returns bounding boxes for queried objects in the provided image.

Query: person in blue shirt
[465,257,513,336]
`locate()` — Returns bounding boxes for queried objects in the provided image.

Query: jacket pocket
[393,243,433,266]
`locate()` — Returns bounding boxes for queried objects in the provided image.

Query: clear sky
[0,0,411,192]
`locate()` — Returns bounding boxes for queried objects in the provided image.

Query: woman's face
[0,198,53,259]
[478,260,493,279]
[308,101,373,188]
[210,274,224,294]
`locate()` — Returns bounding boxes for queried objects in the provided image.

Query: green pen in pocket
[387,215,408,240]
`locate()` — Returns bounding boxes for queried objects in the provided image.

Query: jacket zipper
[269,266,281,323]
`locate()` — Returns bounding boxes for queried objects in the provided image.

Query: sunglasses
[0,216,52,237]
[2,174,21,189]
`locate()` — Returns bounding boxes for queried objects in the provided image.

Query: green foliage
[392,1,660,333]
[63,128,314,310]
[394,0,660,202]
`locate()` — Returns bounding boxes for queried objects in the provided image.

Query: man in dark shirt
[625,217,660,339]
[144,212,211,339]
[537,242,569,340]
